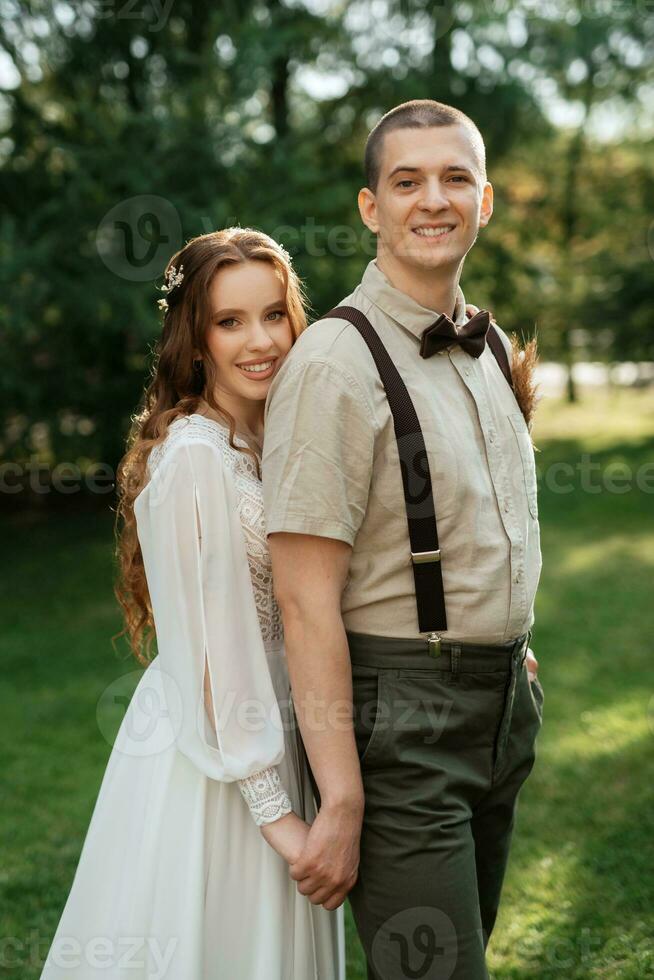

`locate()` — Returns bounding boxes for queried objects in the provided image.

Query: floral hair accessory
[157,263,184,312]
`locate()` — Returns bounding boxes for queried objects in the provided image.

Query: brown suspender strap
[486,323,514,391]
[317,306,447,637]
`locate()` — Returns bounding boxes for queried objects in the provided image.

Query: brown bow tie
[419,309,491,359]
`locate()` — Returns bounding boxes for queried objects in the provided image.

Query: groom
[262,99,543,979]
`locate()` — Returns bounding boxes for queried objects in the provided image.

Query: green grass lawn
[1,387,653,979]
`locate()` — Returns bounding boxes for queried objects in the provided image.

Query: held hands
[262,803,362,911]
[287,800,363,912]
[260,811,311,866]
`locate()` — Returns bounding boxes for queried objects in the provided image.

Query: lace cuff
[238,767,293,826]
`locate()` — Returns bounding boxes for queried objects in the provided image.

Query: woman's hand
[260,811,311,866]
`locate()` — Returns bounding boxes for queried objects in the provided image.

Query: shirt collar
[359,258,467,343]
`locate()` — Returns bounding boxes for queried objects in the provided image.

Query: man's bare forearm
[280,601,364,814]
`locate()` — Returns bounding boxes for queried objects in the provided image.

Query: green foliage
[1,0,652,469]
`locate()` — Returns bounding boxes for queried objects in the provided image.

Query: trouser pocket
[352,667,392,767]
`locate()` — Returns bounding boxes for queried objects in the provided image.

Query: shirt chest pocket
[508,413,538,520]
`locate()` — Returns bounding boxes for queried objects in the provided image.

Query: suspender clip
[426,632,442,657]
[411,549,441,564]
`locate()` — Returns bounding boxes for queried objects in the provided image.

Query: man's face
[359,124,493,274]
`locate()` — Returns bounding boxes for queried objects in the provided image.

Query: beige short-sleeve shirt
[262,259,541,644]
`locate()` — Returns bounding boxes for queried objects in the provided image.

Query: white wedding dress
[39,413,345,980]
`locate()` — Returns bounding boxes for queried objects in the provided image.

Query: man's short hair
[364,99,487,192]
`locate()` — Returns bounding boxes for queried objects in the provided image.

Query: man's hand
[289,799,363,911]
[526,647,539,683]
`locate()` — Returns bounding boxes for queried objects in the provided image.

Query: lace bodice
[149,414,284,646]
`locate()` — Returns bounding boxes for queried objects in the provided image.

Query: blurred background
[1,1,653,977]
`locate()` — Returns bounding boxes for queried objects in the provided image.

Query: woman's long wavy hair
[113,228,308,666]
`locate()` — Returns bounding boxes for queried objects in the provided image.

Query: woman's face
[204,260,294,406]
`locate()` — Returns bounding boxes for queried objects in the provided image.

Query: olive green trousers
[346,629,544,980]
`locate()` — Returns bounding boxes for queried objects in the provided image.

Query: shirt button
[489,432,496,444]
[503,501,510,513]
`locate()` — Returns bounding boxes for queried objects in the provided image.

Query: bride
[39,228,345,979]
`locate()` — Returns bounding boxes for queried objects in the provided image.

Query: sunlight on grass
[489,843,590,972]
[534,387,654,448]
[556,534,654,573]
[491,843,654,979]
[550,696,652,762]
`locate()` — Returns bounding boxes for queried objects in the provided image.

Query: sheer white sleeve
[135,439,292,825]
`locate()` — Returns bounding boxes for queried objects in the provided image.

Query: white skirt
[39,648,346,979]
